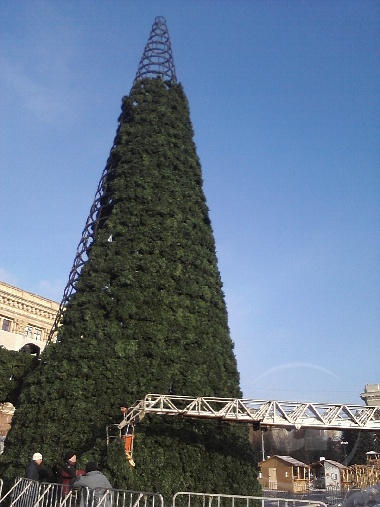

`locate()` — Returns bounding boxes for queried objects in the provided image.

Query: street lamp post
[341,440,348,466]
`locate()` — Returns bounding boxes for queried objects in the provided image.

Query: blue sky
[1,1,379,406]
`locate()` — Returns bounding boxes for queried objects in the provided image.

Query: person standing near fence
[60,451,85,497]
[23,452,43,507]
[25,452,43,481]
[72,462,112,507]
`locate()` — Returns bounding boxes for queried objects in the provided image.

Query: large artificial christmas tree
[0,17,258,497]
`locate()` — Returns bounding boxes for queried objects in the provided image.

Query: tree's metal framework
[119,394,380,431]
[48,17,177,342]
[134,16,177,84]
[48,165,111,342]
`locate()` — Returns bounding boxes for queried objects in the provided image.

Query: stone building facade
[0,281,60,442]
[0,281,59,351]
[361,384,380,407]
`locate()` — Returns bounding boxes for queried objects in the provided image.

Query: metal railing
[0,478,81,507]
[2,480,356,507]
[0,478,164,507]
[106,424,122,446]
[104,489,163,507]
[261,487,359,506]
[172,492,329,507]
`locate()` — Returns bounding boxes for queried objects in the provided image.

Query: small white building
[310,458,347,489]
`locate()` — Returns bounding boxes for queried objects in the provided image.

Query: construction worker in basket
[119,401,138,467]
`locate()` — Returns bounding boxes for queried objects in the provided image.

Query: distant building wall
[0,403,14,446]
[0,281,60,446]
[361,384,380,407]
[0,281,59,352]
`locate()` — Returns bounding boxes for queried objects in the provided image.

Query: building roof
[310,459,347,469]
[260,455,309,467]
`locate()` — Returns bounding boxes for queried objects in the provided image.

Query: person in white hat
[25,452,43,481]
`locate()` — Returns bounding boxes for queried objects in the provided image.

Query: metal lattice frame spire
[48,165,112,341]
[49,16,177,342]
[134,16,177,84]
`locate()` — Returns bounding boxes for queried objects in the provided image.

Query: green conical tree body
[1,78,258,497]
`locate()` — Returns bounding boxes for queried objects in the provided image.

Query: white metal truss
[119,394,380,432]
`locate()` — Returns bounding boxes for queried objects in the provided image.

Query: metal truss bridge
[119,394,380,432]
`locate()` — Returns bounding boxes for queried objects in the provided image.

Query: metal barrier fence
[324,487,358,506]
[1,480,354,507]
[261,487,359,506]
[172,492,329,507]
[0,478,81,507]
[0,478,164,507]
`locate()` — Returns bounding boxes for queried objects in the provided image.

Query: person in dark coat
[61,451,77,481]
[73,462,113,507]
[60,451,85,497]
[38,465,54,483]
[24,453,43,507]
[25,452,43,481]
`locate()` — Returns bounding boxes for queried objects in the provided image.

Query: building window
[2,319,11,332]
[24,326,33,339]
[34,328,42,341]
